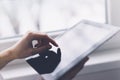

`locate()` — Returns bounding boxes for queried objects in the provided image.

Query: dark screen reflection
[26,48,61,74]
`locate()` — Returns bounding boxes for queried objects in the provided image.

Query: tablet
[42,20,120,80]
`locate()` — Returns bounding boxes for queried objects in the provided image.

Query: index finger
[31,32,58,47]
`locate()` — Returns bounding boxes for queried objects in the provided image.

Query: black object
[26,48,61,74]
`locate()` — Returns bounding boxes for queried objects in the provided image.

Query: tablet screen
[43,20,120,80]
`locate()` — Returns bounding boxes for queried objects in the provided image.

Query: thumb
[32,45,52,55]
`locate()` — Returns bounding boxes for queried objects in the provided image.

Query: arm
[0,49,14,69]
[0,32,58,69]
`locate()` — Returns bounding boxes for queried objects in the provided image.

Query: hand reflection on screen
[26,48,61,74]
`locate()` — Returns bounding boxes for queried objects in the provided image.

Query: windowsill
[77,48,120,75]
[1,48,120,80]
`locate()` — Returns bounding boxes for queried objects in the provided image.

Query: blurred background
[2,1,120,80]
[0,0,105,38]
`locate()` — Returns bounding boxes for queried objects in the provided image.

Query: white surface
[79,49,120,74]
[107,0,120,26]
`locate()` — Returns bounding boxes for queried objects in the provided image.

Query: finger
[38,40,42,43]
[63,57,89,80]
[70,57,89,78]
[41,39,49,45]
[58,57,89,80]
[44,36,58,47]
[32,45,52,55]
[35,44,39,47]
[32,32,58,47]
[81,57,89,64]
[35,40,46,48]
[35,43,42,48]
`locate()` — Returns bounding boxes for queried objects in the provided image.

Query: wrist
[0,48,15,69]
[1,48,16,63]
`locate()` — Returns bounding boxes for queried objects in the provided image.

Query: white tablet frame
[42,20,120,80]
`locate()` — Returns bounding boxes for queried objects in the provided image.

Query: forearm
[0,49,15,69]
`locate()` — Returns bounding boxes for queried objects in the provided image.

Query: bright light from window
[40,0,106,32]
[0,0,106,38]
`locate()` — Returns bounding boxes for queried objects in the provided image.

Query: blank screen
[46,21,119,79]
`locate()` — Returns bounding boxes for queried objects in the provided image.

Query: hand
[58,57,89,80]
[27,48,61,74]
[10,32,58,59]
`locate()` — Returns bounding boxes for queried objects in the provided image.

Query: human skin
[0,32,58,69]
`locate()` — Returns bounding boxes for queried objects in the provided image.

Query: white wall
[107,0,120,26]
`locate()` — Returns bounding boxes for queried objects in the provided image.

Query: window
[0,0,106,38]
[40,0,106,32]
